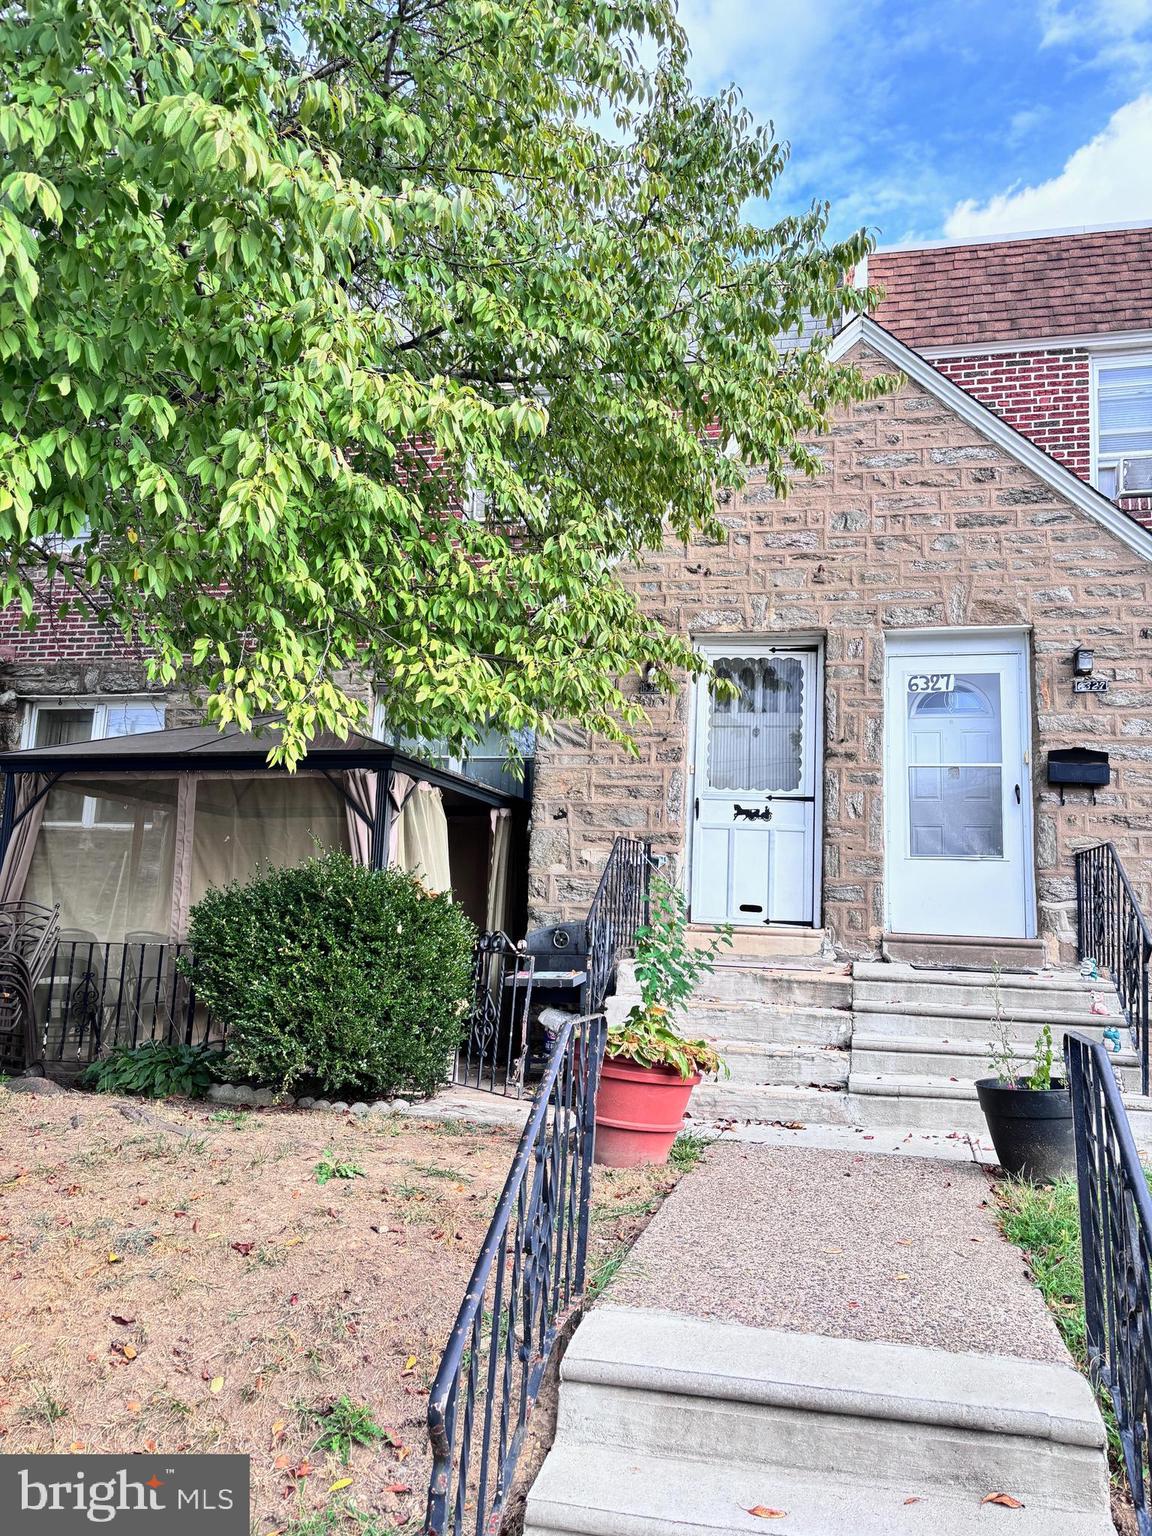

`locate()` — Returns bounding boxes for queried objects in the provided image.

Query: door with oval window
[689,646,820,926]
[884,634,1034,938]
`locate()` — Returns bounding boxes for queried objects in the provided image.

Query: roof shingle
[869,227,1152,348]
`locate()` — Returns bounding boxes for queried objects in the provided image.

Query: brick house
[866,222,1152,525]
[529,268,1152,967]
[5,223,1152,974]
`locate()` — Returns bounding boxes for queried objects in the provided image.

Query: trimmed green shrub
[80,1041,223,1099]
[186,851,476,1098]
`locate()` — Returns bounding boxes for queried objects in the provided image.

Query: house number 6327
[908,672,955,694]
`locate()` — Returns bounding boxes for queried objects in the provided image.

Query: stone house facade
[527,320,1152,963]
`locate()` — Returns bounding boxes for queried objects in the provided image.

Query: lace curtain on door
[707,657,804,792]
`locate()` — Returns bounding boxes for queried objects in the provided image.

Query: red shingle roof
[869,226,1152,349]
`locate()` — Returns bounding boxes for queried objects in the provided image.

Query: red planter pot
[594,1058,700,1169]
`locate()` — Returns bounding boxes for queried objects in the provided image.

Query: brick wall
[528,341,1152,961]
[931,348,1152,528]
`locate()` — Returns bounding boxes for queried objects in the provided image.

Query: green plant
[607,877,730,1079]
[209,1109,252,1129]
[670,1129,714,1171]
[632,878,733,1024]
[0,0,882,769]
[310,1396,390,1464]
[606,1008,724,1079]
[987,973,1058,1092]
[186,851,476,1098]
[314,1151,365,1185]
[80,1041,223,1099]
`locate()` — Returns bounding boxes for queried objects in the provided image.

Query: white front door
[885,633,1034,938]
[690,645,820,926]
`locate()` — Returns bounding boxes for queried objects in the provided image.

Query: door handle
[1015,784,1021,804]
[694,796,700,820]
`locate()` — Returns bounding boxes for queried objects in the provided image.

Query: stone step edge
[854,961,1111,993]
[526,1450,1109,1536]
[564,1308,1103,1449]
[849,1073,1152,1112]
[854,997,1120,1027]
[852,1033,1137,1066]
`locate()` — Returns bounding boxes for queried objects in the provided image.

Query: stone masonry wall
[528,341,1152,960]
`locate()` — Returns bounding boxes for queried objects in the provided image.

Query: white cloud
[1039,0,1152,47]
[944,93,1152,237]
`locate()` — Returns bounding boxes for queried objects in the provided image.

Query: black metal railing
[1066,1030,1152,1533]
[31,939,219,1068]
[424,1011,605,1536]
[1077,842,1152,1094]
[584,836,653,1012]
[455,933,535,1099]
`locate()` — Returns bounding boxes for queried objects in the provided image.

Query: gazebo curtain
[0,772,51,903]
[393,782,452,894]
[21,771,349,942]
[13,762,489,941]
[486,808,512,932]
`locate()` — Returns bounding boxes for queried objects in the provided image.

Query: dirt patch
[0,1085,523,1534]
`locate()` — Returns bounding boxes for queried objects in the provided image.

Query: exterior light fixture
[1073,645,1095,677]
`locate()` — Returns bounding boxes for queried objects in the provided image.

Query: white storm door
[885,637,1033,939]
[690,647,819,926]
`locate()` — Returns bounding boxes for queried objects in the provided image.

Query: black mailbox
[1047,747,1110,802]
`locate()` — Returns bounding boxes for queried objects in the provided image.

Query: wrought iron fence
[1066,1030,1152,1533]
[1076,842,1152,1094]
[425,1011,605,1536]
[584,836,653,1012]
[454,933,535,1099]
[31,939,218,1068]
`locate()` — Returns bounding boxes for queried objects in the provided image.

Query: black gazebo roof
[0,721,517,809]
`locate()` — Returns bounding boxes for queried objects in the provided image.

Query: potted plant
[594,878,731,1168]
[975,1013,1076,1183]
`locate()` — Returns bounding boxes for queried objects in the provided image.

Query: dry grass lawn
[0,1084,681,1536]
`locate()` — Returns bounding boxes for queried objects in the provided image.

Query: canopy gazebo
[0,721,527,1069]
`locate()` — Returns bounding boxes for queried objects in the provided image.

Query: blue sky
[676,0,1152,245]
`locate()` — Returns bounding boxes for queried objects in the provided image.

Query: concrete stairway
[525,1306,1113,1535]
[849,961,1152,1143]
[612,953,1152,1149]
[611,959,855,1126]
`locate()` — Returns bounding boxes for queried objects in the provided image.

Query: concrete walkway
[523,1141,1108,1535]
[607,1141,1063,1359]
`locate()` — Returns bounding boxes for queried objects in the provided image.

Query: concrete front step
[852,1034,1141,1094]
[710,1040,849,1089]
[853,962,1119,1017]
[690,962,853,1011]
[689,1081,853,1125]
[525,1445,1112,1535]
[689,924,827,960]
[854,1002,1121,1038]
[526,1308,1111,1536]
[849,1072,1152,1150]
[684,1001,851,1047]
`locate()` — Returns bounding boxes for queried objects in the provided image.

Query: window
[1095,355,1152,497]
[371,699,533,797]
[26,700,165,826]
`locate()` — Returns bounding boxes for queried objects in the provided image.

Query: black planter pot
[975,1077,1076,1183]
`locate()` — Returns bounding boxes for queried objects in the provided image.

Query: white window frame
[1091,350,1152,496]
[22,699,167,828]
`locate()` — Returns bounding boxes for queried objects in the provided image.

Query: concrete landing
[605,1142,1065,1361]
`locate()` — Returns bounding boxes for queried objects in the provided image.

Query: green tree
[0,0,883,765]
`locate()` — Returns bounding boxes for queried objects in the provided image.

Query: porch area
[0,721,527,1072]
